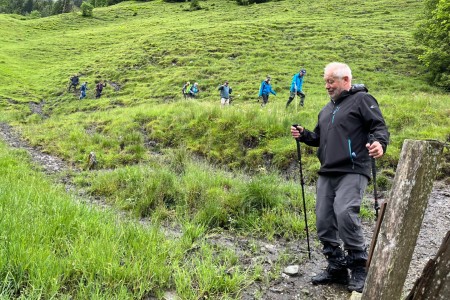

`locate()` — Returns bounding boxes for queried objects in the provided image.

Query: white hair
[324,62,352,80]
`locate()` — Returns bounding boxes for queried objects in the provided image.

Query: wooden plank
[405,231,450,300]
[366,201,387,269]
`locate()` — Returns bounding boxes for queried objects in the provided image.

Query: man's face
[324,72,349,100]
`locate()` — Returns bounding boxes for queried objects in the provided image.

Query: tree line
[0,0,80,17]
[0,0,153,17]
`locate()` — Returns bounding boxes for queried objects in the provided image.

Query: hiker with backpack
[258,76,276,107]
[187,82,199,98]
[182,81,191,99]
[218,80,232,106]
[95,81,106,99]
[68,74,79,92]
[286,68,306,108]
[79,82,88,100]
[290,62,389,293]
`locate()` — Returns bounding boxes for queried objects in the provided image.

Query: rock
[283,265,300,276]
[349,291,362,300]
[269,286,284,293]
[264,244,277,254]
[163,291,179,300]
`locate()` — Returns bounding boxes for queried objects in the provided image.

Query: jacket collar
[332,89,351,105]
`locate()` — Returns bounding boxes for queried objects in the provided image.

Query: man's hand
[291,125,303,139]
[366,141,384,159]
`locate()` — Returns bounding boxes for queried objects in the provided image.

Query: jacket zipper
[348,138,355,169]
[331,106,340,124]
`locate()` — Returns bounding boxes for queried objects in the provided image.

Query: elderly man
[291,62,389,292]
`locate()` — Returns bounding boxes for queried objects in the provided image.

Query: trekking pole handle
[292,124,303,140]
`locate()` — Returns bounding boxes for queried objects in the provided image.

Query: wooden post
[362,140,444,299]
[405,231,450,300]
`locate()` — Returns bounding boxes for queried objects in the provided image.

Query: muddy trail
[0,122,448,300]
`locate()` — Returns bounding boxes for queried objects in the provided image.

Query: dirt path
[0,122,448,300]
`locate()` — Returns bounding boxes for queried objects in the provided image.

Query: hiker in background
[95,81,106,99]
[258,76,276,107]
[218,80,232,106]
[290,62,389,293]
[182,81,191,99]
[68,74,79,92]
[187,82,199,98]
[79,82,88,100]
[286,68,306,108]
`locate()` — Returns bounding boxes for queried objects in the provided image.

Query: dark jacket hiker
[68,74,79,92]
[95,81,106,99]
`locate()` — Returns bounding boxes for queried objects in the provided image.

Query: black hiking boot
[299,94,305,107]
[312,244,348,285]
[346,249,368,292]
[348,266,367,292]
[312,266,349,285]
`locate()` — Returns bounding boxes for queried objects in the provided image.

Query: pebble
[283,265,300,276]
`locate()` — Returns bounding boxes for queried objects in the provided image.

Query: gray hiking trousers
[316,173,368,251]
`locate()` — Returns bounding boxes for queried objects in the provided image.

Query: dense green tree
[23,0,33,14]
[52,0,73,14]
[81,1,93,16]
[414,0,450,90]
[34,0,54,16]
[0,0,25,14]
[89,0,109,7]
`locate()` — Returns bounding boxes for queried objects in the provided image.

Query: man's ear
[342,76,352,86]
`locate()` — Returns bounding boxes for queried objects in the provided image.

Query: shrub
[414,0,450,91]
[80,2,94,17]
[190,0,201,10]
[28,10,42,19]
[236,0,271,5]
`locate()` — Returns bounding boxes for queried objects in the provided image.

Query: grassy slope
[0,0,448,174]
[0,0,448,243]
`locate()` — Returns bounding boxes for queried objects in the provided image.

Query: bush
[190,0,201,10]
[80,2,94,17]
[28,10,42,19]
[236,0,271,5]
[414,0,450,91]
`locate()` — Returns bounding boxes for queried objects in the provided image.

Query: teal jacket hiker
[259,80,276,97]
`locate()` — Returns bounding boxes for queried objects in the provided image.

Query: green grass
[0,0,449,297]
[0,142,256,299]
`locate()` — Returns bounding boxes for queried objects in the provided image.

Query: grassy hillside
[0,0,447,171]
[0,0,449,298]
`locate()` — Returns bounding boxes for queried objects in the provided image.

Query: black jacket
[300,86,389,179]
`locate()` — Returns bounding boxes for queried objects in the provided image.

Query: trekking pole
[293,125,311,259]
[366,134,388,268]
[368,134,380,219]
